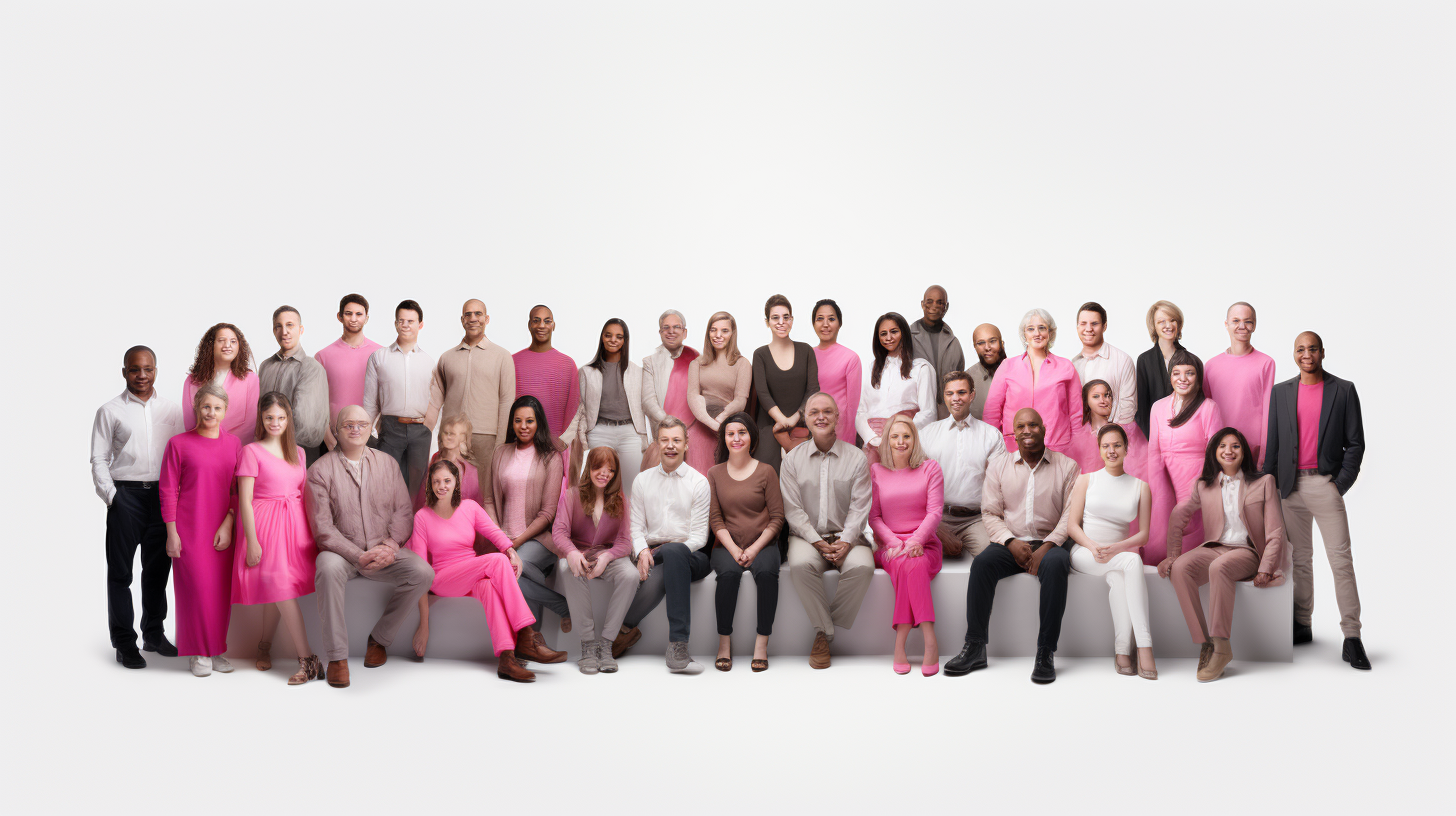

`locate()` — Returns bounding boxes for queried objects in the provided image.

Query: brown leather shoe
[612,626,642,659]
[497,650,536,682]
[255,640,272,671]
[809,632,831,669]
[1197,637,1233,682]
[364,636,387,668]
[326,659,350,688]
[514,627,567,664]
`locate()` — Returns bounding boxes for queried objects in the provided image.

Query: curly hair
[577,446,625,519]
[188,322,253,385]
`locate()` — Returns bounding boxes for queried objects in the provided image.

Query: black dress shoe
[1342,637,1371,670]
[143,635,178,657]
[116,646,146,669]
[1031,648,1056,684]
[1293,620,1313,645]
[944,641,988,677]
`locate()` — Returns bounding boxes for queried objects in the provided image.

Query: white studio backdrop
[3,2,1451,814]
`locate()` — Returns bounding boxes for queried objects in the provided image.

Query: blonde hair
[1018,308,1058,350]
[1146,300,1185,342]
[877,416,928,471]
[699,310,743,366]
[437,413,478,464]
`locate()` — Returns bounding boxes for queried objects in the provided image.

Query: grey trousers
[786,536,875,641]
[378,417,432,496]
[517,539,569,630]
[559,556,639,641]
[315,548,434,662]
[1286,472,1362,637]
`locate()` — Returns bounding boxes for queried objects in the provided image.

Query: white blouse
[855,354,937,444]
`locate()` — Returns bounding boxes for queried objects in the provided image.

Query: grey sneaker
[578,639,601,675]
[666,641,703,674]
[598,640,619,673]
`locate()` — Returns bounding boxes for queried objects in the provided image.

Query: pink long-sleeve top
[982,352,1082,454]
[1202,349,1275,466]
[182,371,260,447]
[513,347,581,445]
[406,499,514,573]
[550,487,633,561]
[813,342,863,442]
[1147,395,1225,485]
[868,459,945,549]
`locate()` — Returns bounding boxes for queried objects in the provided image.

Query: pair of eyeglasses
[341,422,371,432]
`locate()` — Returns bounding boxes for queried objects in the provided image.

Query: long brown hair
[188,322,253,385]
[254,391,300,466]
[425,459,463,508]
[577,446,625,519]
[699,311,743,366]
[1167,349,1206,429]
[1081,379,1111,427]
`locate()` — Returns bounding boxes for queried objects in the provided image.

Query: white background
[3,2,1451,814]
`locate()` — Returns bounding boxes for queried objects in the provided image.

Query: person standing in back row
[966,324,1007,422]
[910,285,966,421]
[363,299,436,495]
[259,306,330,466]
[315,294,383,451]
[429,299,517,490]
[1203,302,1276,468]
[752,294,820,471]
[513,304,582,464]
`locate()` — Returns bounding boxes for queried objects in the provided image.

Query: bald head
[972,323,1005,367]
[1294,331,1325,378]
[460,299,489,340]
[1012,408,1046,457]
[335,405,372,456]
[1296,330,1323,348]
[921,285,948,325]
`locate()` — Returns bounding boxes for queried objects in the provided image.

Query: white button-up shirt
[629,463,711,555]
[90,390,183,505]
[855,354,938,443]
[780,437,873,545]
[1217,473,1251,547]
[920,414,1005,509]
[364,342,436,421]
[1071,341,1137,426]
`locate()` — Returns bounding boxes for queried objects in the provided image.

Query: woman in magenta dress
[869,415,945,676]
[982,307,1083,456]
[811,298,862,444]
[1146,350,1225,564]
[234,392,321,685]
[406,459,567,682]
[181,322,260,446]
[161,384,241,677]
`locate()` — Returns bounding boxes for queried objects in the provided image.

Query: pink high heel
[922,662,940,677]
[893,662,911,675]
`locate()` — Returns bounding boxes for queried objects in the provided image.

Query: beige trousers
[315,548,435,662]
[559,556,639,642]
[786,536,875,641]
[1286,472,1361,637]
[469,433,499,495]
[937,511,990,558]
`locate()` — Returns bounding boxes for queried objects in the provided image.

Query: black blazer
[1260,371,1364,498]
[1134,343,1180,438]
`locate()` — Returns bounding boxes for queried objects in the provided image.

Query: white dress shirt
[629,463,710,555]
[363,342,436,421]
[1216,473,1251,547]
[855,354,938,443]
[1071,341,1137,426]
[920,414,1005,509]
[90,390,184,505]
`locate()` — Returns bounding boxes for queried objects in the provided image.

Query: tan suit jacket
[1168,473,1285,576]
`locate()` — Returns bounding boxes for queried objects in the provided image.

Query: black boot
[116,645,146,669]
[1031,647,1056,684]
[143,634,178,657]
[944,640,988,676]
[1293,619,1313,646]
[1342,637,1371,670]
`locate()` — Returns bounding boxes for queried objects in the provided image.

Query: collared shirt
[1071,342,1137,426]
[258,347,329,447]
[90,390,183,504]
[855,354,938,442]
[429,337,516,441]
[364,341,436,421]
[780,437,872,545]
[920,414,1005,508]
[981,448,1080,545]
[629,463,710,555]
[1217,473,1252,547]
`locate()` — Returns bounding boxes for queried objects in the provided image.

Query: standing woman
[1147,350,1225,564]
[708,413,785,672]
[1067,424,1157,679]
[551,447,636,675]
[856,312,936,465]
[982,308,1083,456]
[1068,380,1150,479]
[182,322,260,446]
[234,392,322,685]
[868,416,944,676]
[811,299,862,443]
[412,414,482,510]
[161,384,242,677]
[752,294,820,470]
[1135,300,1186,438]
[686,311,753,475]
[575,319,649,496]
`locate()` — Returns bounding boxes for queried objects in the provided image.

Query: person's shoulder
[917,458,942,476]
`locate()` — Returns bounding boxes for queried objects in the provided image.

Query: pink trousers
[875,544,942,627]
[431,553,536,655]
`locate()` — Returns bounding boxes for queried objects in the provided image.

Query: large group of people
[91,288,1369,686]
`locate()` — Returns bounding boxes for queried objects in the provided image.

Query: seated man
[613,416,710,674]
[945,408,1079,684]
[919,371,1005,558]
[307,405,435,689]
[782,393,873,669]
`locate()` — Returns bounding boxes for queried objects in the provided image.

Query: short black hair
[395,299,424,322]
[272,305,301,323]
[124,345,156,365]
[715,411,759,464]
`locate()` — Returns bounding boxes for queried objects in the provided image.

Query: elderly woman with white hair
[982,308,1084,455]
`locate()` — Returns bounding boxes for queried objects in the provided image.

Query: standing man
[909,285,966,420]
[314,294,383,451]
[1261,332,1369,669]
[363,299,436,495]
[1205,302,1277,467]
[512,304,581,456]
[429,299,517,489]
[782,393,873,669]
[1069,302,1137,426]
[920,372,1005,559]
[259,305,330,466]
[640,309,699,469]
[966,323,1007,421]
[91,346,184,668]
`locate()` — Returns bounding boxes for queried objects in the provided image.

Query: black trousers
[106,483,171,647]
[622,542,713,643]
[378,418,432,495]
[303,443,327,469]
[711,544,781,637]
[964,541,1071,652]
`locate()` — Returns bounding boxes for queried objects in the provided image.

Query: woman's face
[213,328,239,364]
[431,469,457,502]
[1087,384,1113,419]
[590,461,615,489]
[813,305,840,343]
[724,422,751,454]
[1155,309,1180,343]
[439,423,466,454]
[887,423,914,457]
[1216,434,1244,471]
[197,395,227,430]
[1099,431,1126,467]
[1023,317,1050,351]
[1171,364,1198,397]
[709,319,733,351]
[601,325,625,356]
[766,305,793,339]
[513,406,537,445]
[261,404,289,439]
[877,319,901,355]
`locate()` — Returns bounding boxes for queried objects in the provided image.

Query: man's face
[123,350,156,397]
[658,426,687,466]
[1226,304,1256,345]
[921,287,948,324]
[529,307,554,345]
[274,310,303,352]
[1294,334,1324,374]
[338,302,369,334]
[805,395,839,439]
[1076,310,1105,350]
[658,314,686,352]
[973,326,1002,366]
[461,300,488,336]
[943,378,973,421]
[396,309,422,344]
[337,408,371,452]
[1013,409,1046,456]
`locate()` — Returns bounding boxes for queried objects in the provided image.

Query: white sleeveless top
[1081,469,1143,544]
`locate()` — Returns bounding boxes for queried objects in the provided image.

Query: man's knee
[316,552,351,589]
[657,541,688,564]
[1040,547,1071,575]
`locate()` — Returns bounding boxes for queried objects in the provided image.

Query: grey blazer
[575,361,650,451]
[1260,371,1364,498]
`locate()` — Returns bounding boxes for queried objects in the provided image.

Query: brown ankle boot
[1198,637,1233,682]
[326,659,350,688]
[497,650,536,682]
[364,636,387,668]
[514,627,567,664]
[612,626,642,659]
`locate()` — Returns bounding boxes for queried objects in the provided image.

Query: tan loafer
[809,632,831,670]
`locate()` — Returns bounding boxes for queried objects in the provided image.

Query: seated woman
[551,446,635,675]
[575,319,649,496]
[982,308,1082,456]
[412,414,483,510]
[868,415,944,676]
[687,311,752,476]
[707,412,784,672]
[1158,428,1284,683]
[235,392,322,685]
[1147,350,1224,564]
[752,294,819,470]
[856,312,937,465]
[1067,424,1156,679]
[406,460,567,682]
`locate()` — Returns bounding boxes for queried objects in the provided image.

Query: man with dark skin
[966,323,1006,421]
[909,285,965,420]
[513,304,581,456]
[946,408,1080,683]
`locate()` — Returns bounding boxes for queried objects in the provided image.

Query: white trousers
[587,423,645,498]
[1071,545,1152,654]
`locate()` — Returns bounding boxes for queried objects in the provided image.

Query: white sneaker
[211,655,234,673]
[190,656,212,677]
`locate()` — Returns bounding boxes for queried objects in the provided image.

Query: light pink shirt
[500,444,535,538]
[315,336,383,425]
[982,352,1083,454]
[1203,348,1276,466]
[182,371,260,447]
[813,343,863,443]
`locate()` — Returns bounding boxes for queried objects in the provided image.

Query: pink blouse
[813,343,863,442]
[412,453,483,511]
[182,371,260,447]
[982,352,1082,454]
[1147,396,1226,473]
[550,488,633,561]
[868,460,945,548]
[406,500,513,572]
[499,445,535,538]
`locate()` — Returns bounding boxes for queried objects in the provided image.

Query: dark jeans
[378,417,432,496]
[965,541,1071,652]
[623,542,712,643]
[711,544,781,637]
[106,483,170,647]
[517,539,569,630]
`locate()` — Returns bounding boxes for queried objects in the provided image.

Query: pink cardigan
[549,488,632,561]
[483,443,564,538]
[982,352,1082,454]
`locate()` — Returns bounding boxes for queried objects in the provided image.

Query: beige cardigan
[575,361,650,451]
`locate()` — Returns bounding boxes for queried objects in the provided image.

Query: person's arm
[1254,357,1275,466]
[386,466,415,548]
[751,468,786,552]
[686,360,715,429]
[707,472,737,552]
[912,364,937,429]
[867,470,898,551]
[905,461,944,547]
[90,407,116,505]
[1065,474,1095,548]
[797,345,819,428]
[362,352,381,423]
[549,490,576,557]
[160,439,182,556]
[181,377,196,432]
[1043,459,1079,547]
[403,509,430,559]
[778,452,816,543]
[1110,482,1153,552]
[855,373,876,445]
[841,456,873,546]
[1065,364,1084,442]
[1134,353,1153,438]
[1335,383,1364,494]
[469,502,516,553]
[238,465,261,566]
[496,354,516,443]
[237,374,259,440]
[425,362,445,435]
[842,353,863,438]
[1256,477,1285,578]
[1113,351,1138,426]
[1160,485,1201,573]
[307,467,365,565]
[720,359,752,422]
[481,448,502,521]
[982,366,1009,447]
[753,348,784,426]
[294,360,331,447]
[980,462,1011,544]
[686,477,711,551]
[518,452,564,545]
[559,360,583,446]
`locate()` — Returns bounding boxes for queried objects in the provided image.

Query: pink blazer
[1168,473,1286,578]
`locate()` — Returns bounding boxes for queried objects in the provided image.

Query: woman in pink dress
[686,311,752,476]
[811,298,862,444]
[1147,350,1225,564]
[234,392,321,685]
[406,459,567,682]
[182,322,260,446]
[856,312,937,465]
[161,384,241,677]
[983,308,1083,456]
[869,415,945,676]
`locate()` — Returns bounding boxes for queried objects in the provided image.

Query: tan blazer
[576,362,650,451]
[484,443,565,540]
[1168,472,1285,576]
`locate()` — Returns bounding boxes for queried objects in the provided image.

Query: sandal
[560,616,572,634]
[255,641,272,671]
[289,655,322,685]
[715,657,732,672]
[751,658,768,672]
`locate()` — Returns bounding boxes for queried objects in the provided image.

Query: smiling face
[439,422,467,456]
[1170,364,1198,397]
[1215,433,1244,473]
[972,324,1003,366]
[431,467,457,504]
[812,304,840,344]
[197,394,227,432]
[886,421,914,463]
[708,318,733,351]
[1225,304,1255,346]
[213,328,239,366]
[1294,332,1324,375]
[591,460,616,489]
[395,307,422,344]
[339,302,369,335]
[943,377,973,421]
[1023,316,1050,352]
[528,306,554,345]
[658,313,686,352]
[273,311,303,353]
[1154,309,1180,343]
[724,421,751,455]
[1087,382,1113,421]
[1098,429,1126,468]
[766,305,793,339]
[601,324,625,357]
[1077,310,1105,349]
[513,405,537,446]
[261,403,289,440]
[1013,409,1046,456]
[123,349,156,398]
[460,300,488,337]
[657,425,687,468]
[805,394,838,439]
[877,319,902,355]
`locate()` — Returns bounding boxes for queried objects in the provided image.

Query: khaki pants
[786,535,874,641]
[315,548,435,662]
[559,556,638,642]
[1286,472,1361,637]
[469,433,499,495]
[937,510,990,558]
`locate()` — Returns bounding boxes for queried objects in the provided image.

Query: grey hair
[1018,307,1058,350]
[658,309,686,329]
[192,382,229,413]
[803,391,839,413]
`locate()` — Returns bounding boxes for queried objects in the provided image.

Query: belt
[387,415,425,425]
[943,505,980,516]
[1297,468,1321,475]
[596,418,635,427]
[115,480,159,489]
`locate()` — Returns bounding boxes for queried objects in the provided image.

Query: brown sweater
[707,460,784,549]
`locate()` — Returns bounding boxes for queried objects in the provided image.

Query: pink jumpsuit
[406,500,535,655]
[160,431,241,657]
[1146,396,1224,564]
[869,460,945,627]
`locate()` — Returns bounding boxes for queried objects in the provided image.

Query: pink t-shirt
[500,445,536,538]
[1297,381,1323,470]
[315,336,383,425]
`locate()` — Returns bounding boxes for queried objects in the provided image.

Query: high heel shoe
[893,662,911,675]
[921,662,940,677]
[1114,655,1136,676]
